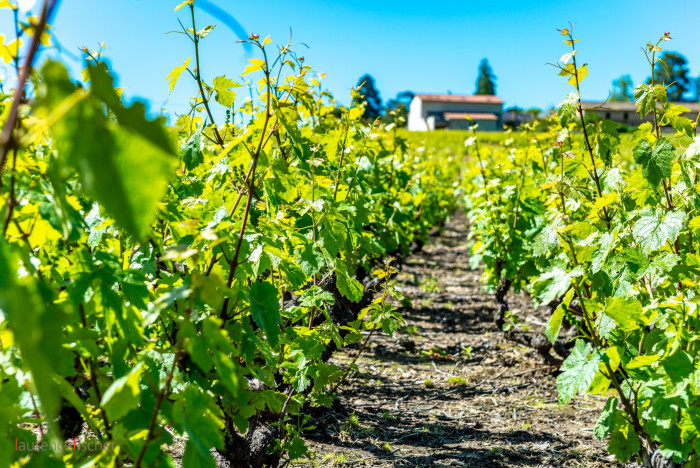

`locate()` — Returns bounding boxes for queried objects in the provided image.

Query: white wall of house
[407,97,503,131]
[408,98,428,130]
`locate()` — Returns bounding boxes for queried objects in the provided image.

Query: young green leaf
[545,302,565,343]
[607,416,640,462]
[249,281,282,347]
[181,125,204,170]
[100,362,143,421]
[166,57,191,93]
[556,339,601,404]
[336,270,364,302]
[242,58,265,76]
[591,227,619,273]
[634,83,667,117]
[197,24,216,38]
[632,139,675,186]
[174,0,194,12]
[595,119,621,166]
[212,75,239,108]
[557,92,579,126]
[632,209,685,254]
[603,296,645,332]
[594,397,618,440]
[38,61,177,239]
[531,266,583,306]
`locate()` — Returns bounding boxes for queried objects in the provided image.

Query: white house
[407,93,504,131]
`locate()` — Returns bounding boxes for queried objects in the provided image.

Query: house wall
[408,98,428,131]
[407,98,503,131]
[582,105,698,127]
[583,108,647,126]
[448,119,498,131]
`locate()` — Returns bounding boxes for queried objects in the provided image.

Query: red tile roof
[415,93,503,104]
[444,112,499,121]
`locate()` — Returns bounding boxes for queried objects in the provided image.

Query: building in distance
[581,101,700,127]
[407,93,503,131]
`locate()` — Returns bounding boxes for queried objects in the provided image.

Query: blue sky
[3,0,700,119]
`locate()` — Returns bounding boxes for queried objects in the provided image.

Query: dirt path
[296,212,618,468]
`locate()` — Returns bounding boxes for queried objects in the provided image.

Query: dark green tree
[382,90,414,126]
[611,74,633,102]
[650,51,692,101]
[475,58,497,95]
[355,74,382,122]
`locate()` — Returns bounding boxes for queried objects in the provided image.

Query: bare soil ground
[294,212,619,468]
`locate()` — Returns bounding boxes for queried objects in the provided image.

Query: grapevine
[1,2,700,467]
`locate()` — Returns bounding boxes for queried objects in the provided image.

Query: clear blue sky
[3,0,700,118]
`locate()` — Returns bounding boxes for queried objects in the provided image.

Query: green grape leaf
[100,362,143,421]
[212,75,239,108]
[556,339,601,404]
[608,415,641,462]
[335,270,364,302]
[634,83,667,117]
[632,208,685,254]
[178,320,213,373]
[249,281,281,347]
[594,397,618,440]
[532,219,562,257]
[318,223,341,257]
[297,243,324,277]
[670,115,693,137]
[183,442,215,468]
[626,354,660,369]
[661,351,694,384]
[211,349,244,397]
[531,266,582,306]
[173,385,222,468]
[166,57,191,93]
[655,432,692,463]
[557,92,578,126]
[591,227,619,273]
[181,125,204,170]
[37,61,176,240]
[0,239,66,435]
[89,63,175,152]
[603,296,645,332]
[595,119,621,166]
[595,311,617,339]
[545,302,565,343]
[299,286,335,308]
[632,138,675,186]
[280,261,307,290]
[287,435,308,459]
[197,24,216,38]
[680,407,700,444]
